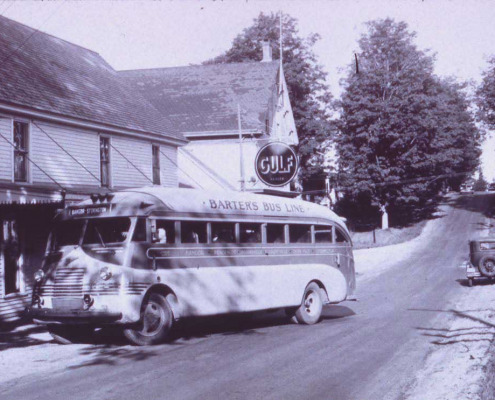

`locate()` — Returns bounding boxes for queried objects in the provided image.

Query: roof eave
[184,129,264,139]
[0,101,188,147]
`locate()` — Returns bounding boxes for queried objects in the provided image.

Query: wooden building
[120,42,298,192]
[0,16,186,324]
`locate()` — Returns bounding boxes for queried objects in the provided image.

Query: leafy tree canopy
[336,18,480,225]
[207,12,333,186]
[477,56,495,129]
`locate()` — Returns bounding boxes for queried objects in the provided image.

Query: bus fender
[144,285,181,320]
[311,280,330,304]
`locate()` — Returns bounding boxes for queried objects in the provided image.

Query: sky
[2,0,495,97]
[2,0,495,179]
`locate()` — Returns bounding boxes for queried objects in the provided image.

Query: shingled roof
[119,61,280,136]
[0,16,185,143]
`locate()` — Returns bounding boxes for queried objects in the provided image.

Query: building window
[13,121,29,182]
[152,145,160,185]
[100,136,111,187]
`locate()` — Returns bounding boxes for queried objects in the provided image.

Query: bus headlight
[34,269,45,282]
[99,266,112,281]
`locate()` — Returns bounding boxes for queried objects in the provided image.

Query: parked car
[488,183,495,192]
[465,238,495,286]
[460,183,474,194]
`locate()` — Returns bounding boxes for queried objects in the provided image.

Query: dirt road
[1,194,493,400]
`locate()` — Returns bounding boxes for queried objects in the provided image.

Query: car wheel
[479,256,495,277]
[124,293,173,346]
[294,282,323,325]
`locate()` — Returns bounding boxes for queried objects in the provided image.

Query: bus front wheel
[124,293,173,346]
[294,282,323,325]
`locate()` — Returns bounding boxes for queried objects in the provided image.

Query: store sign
[255,142,298,187]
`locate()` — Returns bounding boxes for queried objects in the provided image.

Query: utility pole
[238,104,245,191]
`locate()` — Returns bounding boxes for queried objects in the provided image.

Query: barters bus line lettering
[209,200,304,213]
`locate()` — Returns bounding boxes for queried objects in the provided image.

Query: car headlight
[99,266,112,281]
[34,269,45,282]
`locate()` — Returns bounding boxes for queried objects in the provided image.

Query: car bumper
[26,307,122,325]
[465,261,481,278]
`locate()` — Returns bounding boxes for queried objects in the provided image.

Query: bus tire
[124,293,173,346]
[48,325,94,344]
[479,256,495,277]
[294,282,323,325]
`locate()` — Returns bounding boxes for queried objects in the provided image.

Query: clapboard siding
[0,116,12,181]
[31,122,100,187]
[111,136,153,188]
[159,144,178,187]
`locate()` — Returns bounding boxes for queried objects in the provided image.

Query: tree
[207,12,333,188]
[473,169,488,192]
[336,19,480,227]
[477,56,495,129]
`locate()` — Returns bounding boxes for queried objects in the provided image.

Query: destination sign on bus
[69,205,111,216]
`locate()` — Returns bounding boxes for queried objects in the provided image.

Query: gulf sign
[255,142,298,187]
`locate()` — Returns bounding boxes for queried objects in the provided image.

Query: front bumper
[465,261,481,278]
[26,307,122,325]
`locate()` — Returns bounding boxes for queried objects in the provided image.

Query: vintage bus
[28,187,355,345]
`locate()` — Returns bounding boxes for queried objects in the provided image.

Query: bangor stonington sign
[255,142,299,187]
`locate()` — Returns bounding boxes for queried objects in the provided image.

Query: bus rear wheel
[295,282,323,325]
[294,282,323,325]
[47,325,94,344]
[124,293,173,346]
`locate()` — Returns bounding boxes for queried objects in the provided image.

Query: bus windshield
[51,217,132,249]
[51,220,85,248]
[84,217,131,246]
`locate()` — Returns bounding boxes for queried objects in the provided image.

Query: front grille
[40,267,85,297]
[38,266,148,297]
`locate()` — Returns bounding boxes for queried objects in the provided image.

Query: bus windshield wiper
[95,227,106,248]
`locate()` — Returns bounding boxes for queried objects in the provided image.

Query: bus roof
[66,187,350,234]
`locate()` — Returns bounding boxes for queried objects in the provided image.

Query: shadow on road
[447,193,495,220]
[412,308,495,346]
[456,278,495,287]
[68,343,158,370]
[174,305,356,342]
[0,323,50,351]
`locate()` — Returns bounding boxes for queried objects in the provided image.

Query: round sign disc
[255,142,298,187]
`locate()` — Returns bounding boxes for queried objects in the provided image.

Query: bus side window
[289,224,312,243]
[132,218,147,242]
[152,220,175,244]
[266,224,285,244]
[314,225,332,243]
[239,223,261,243]
[211,222,236,244]
[335,228,348,243]
[181,221,207,244]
